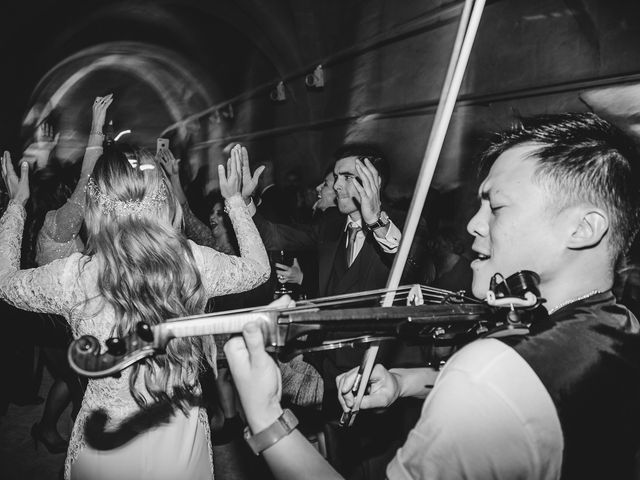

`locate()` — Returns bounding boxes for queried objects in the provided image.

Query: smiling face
[209,202,225,232]
[466,144,568,299]
[315,171,337,210]
[333,156,360,215]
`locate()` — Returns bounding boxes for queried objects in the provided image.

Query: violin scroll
[68,328,158,379]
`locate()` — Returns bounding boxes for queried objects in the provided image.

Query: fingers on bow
[336,367,359,411]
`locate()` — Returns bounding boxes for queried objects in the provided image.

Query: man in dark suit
[243,145,401,297]
[241,144,421,480]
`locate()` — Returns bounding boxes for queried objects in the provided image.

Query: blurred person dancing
[29,95,113,454]
[0,144,269,479]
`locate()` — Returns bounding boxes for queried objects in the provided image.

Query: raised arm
[47,94,112,243]
[195,145,270,297]
[22,122,59,170]
[0,153,75,315]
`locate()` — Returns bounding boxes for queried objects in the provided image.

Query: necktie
[346,223,362,267]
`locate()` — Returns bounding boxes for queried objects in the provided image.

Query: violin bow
[340,0,488,427]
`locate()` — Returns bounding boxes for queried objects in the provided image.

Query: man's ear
[567,209,609,249]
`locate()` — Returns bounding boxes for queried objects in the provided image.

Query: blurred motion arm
[48,95,113,243]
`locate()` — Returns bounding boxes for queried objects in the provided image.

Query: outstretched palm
[1,151,30,205]
[219,145,243,199]
[238,145,265,199]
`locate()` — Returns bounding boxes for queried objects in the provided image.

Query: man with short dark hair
[226,113,640,480]
[241,144,423,479]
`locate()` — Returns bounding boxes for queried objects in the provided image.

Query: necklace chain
[548,290,602,314]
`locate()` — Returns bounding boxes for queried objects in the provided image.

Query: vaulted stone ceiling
[2,0,640,212]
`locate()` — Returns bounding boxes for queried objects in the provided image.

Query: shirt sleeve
[192,194,270,297]
[386,339,563,480]
[0,201,77,316]
[372,220,401,253]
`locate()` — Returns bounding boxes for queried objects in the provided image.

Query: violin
[68,271,546,378]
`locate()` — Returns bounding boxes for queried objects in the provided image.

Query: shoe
[31,423,68,454]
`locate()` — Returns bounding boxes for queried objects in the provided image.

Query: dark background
[1,0,640,229]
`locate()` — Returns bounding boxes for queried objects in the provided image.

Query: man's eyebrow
[478,188,510,203]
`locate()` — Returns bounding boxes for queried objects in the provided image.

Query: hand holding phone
[156,138,169,154]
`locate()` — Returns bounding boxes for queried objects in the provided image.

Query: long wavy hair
[84,147,215,411]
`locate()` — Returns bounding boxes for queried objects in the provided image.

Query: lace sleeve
[0,200,76,315]
[194,195,270,297]
[49,145,102,243]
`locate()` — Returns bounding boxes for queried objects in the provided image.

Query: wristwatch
[365,210,390,231]
[243,409,299,455]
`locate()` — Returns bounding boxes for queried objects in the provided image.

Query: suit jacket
[253,207,402,297]
[254,208,427,480]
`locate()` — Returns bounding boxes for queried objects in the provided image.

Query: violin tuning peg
[105,337,126,356]
[136,322,154,342]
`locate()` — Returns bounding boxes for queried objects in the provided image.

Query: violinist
[225,113,640,480]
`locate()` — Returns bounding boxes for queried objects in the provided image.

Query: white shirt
[345,215,401,265]
[387,339,563,480]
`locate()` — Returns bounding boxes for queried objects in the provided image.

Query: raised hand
[1,151,30,206]
[219,145,243,199]
[353,158,382,225]
[238,145,265,200]
[157,148,180,178]
[336,363,400,413]
[91,94,113,134]
[22,122,59,169]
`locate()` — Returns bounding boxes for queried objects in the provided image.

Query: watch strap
[243,409,299,455]
[365,211,390,231]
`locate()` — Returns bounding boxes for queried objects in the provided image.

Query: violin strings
[163,285,475,323]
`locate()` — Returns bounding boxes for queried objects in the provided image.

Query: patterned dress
[0,195,270,480]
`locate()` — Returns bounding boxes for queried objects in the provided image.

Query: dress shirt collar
[344,215,363,232]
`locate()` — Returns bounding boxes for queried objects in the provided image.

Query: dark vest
[320,229,392,411]
[323,228,392,297]
[500,292,640,479]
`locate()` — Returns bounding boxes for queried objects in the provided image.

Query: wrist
[364,210,390,231]
[224,194,244,211]
[362,212,380,225]
[390,367,438,399]
[389,370,404,400]
[8,198,27,212]
[245,404,284,433]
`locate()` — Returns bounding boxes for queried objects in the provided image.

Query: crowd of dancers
[2,95,640,479]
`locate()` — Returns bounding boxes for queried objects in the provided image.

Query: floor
[0,371,69,480]
[0,369,268,480]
